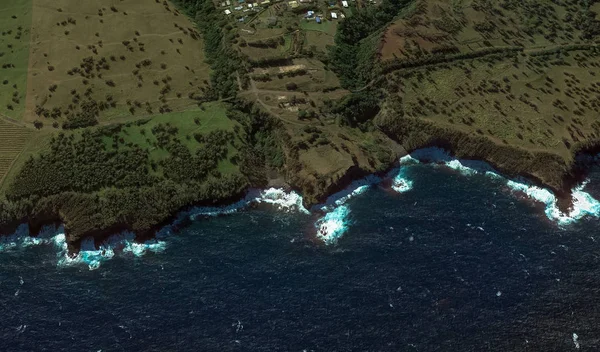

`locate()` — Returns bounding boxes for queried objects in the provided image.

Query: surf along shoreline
[1,143,599,258]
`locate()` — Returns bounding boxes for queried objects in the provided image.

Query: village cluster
[221,0,353,23]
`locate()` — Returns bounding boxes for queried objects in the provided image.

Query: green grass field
[102,102,241,175]
[300,19,337,35]
[0,0,32,120]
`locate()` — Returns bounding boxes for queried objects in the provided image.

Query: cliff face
[0,116,596,251]
[374,112,597,207]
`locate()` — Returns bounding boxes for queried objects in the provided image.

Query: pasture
[385,47,600,160]
[0,0,32,120]
[25,0,212,126]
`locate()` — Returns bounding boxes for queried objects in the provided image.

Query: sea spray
[399,147,600,225]
[315,206,351,245]
[311,176,382,244]
[391,168,414,193]
[2,188,311,269]
[187,188,309,221]
[313,175,382,212]
[0,225,64,252]
[55,232,167,270]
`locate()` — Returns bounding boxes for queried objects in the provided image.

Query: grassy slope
[25,0,211,125]
[377,0,600,191]
[0,0,31,120]
[0,0,249,244]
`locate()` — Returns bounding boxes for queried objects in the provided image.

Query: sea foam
[398,147,600,225]
[315,206,351,245]
[55,232,168,271]
[1,188,310,269]
[311,176,382,245]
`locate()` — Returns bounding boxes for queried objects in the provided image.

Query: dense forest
[1,98,285,245]
[329,0,412,89]
[172,0,243,99]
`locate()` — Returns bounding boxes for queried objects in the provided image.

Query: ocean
[2,150,600,351]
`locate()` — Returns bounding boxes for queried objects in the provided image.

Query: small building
[248,3,253,7]
[306,10,315,18]
[261,0,271,4]
[267,16,278,25]
[315,16,321,23]
[220,2,227,7]
[342,0,348,7]
[234,5,243,10]
[330,12,337,19]
[340,13,345,18]
[288,0,299,8]
[224,9,232,14]
[226,0,231,4]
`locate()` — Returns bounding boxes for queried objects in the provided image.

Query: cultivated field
[0,0,32,120]
[25,0,211,126]
[0,120,32,184]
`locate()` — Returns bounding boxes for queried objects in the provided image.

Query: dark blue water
[2,165,600,351]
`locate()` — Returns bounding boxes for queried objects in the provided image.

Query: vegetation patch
[0,0,32,120]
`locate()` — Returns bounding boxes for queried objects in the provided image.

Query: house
[220,2,227,7]
[288,0,299,8]
[224,9,232,14]
[340,13,345,18]
[330,12,337,19]
[234,5,243,10]
[306,10,315,18]
[248,3,253,7]
[261,0,271,4]
[342,0,348,7]
[315,16,321,23]
[226,0,231,5]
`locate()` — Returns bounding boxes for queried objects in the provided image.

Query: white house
[342,0,348,7]
[224,9,232,14]
[330,12,337,19]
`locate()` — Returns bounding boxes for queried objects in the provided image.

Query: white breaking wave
[400,147,600,225]
[311,176,383,245]
[187,187,309,221]
[315,206,351,245]
[253,188,310,214]
[55,232,167,271]
[391,168,413,193]
[314,175,381,212]
[1,188,310,268]
[0,225,64,252]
